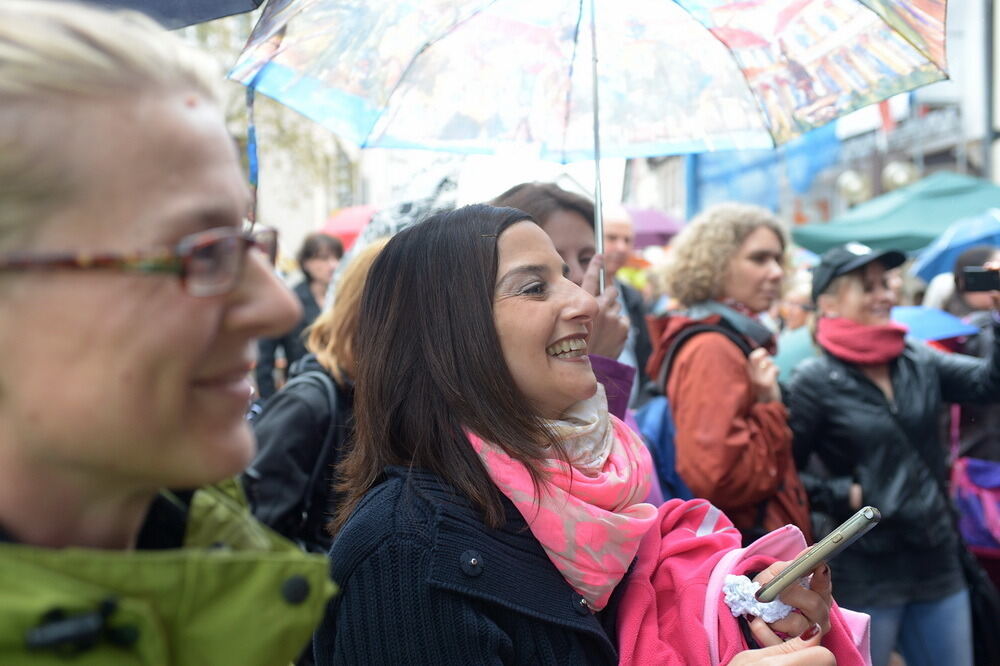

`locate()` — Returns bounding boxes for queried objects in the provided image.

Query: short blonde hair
[664,203,786,306]
[308,239,390,382]
[0,1,221,248]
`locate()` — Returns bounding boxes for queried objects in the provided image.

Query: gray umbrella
[89,0,263,29]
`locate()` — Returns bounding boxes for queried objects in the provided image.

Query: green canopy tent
[792,171,1000,254]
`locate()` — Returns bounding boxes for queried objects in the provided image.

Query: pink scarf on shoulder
[467,386,658,610]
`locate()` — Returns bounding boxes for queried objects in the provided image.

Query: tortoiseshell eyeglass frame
[0,226,278,297]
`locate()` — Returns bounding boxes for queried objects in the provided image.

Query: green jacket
[0,480,336,665]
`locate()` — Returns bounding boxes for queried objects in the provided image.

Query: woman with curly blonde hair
[646,203,811,545]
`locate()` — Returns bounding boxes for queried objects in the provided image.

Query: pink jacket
[616,499,871,665]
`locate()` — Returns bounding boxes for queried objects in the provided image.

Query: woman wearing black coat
[314,205,834,666]
[788,243,1000,666]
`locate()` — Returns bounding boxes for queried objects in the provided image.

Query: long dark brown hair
[332,204,566,532]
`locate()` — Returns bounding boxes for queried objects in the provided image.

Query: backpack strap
[654,323,763,542]
[655,323,755,391]
[285,370,340,531]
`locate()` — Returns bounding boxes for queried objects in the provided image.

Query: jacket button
[460,550,484,577]
[573,596,591,615]
[281,575,311,605]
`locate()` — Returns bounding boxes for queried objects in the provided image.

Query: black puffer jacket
[788,322,1000,608]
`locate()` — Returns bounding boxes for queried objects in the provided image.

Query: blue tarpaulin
[691,123,840,216]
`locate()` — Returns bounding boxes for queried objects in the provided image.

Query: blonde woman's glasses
[0,226,278,297]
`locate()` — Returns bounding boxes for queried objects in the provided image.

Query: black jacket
[243,354,353,553]
[256,280,321,400]
[955,310,1000,461]
[788,324,1000,607]
[313,467,620,665]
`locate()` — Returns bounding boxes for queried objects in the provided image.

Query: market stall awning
[793,172,1000,254]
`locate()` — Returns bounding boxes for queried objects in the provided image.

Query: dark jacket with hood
[787,322,1000,607]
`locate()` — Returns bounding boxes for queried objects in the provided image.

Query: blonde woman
[0,2,332,662]
[646,203,811,544]
[245,239,387,554]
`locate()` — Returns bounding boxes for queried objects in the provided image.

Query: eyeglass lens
[184,228,278,297]
[186,233,241,297]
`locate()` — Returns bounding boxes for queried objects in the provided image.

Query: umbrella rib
[558,0,585,164]
[359,0,504,147]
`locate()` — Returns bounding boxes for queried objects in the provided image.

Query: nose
[878,282,897,306]
[562,279,598,324]
[767,257,784,281]
[226,249,302,338]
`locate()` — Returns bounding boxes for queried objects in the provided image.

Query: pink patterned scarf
[468,386,658,610]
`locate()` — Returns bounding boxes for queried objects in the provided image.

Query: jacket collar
[0,481,334,665]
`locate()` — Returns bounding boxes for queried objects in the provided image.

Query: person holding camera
[949,245,1000,463]
[788,242,1000,666]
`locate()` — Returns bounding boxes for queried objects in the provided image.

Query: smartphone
[962,266,1000,292]
[755,506,881,603]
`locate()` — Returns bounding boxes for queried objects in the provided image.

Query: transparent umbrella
[231,0,948,256]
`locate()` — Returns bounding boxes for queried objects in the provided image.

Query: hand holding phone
[755,506,881,603]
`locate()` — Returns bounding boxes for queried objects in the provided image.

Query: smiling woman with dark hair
[314,204,835,666]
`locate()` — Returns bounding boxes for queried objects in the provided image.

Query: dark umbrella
[90,0,263,29]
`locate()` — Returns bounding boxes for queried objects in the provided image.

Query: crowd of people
[3,3,999,666]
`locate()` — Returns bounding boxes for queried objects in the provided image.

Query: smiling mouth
[546,337,588,359]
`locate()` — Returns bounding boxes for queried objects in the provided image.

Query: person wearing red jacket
[647,203,811,544]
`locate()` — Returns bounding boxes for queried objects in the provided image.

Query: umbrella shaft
[589,0,604,294]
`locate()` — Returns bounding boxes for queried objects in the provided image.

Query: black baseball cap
[811,242,906,302]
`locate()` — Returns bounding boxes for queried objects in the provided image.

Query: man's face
[603,217,634,276]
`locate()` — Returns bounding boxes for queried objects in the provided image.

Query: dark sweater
[313,467,620,665]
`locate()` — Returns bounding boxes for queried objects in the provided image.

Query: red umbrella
[321,204,376,251]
